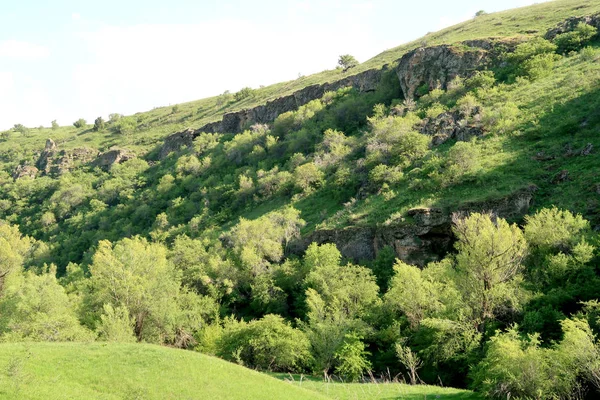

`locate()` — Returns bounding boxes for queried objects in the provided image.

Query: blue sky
[0,0,546,130]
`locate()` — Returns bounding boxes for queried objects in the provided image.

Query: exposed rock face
[545,14,600,40]
[291,187,536,266]
[35,139,98,176]
[36,139,58,173]
[95,149,135,170]
[12,165,38,180]
[420,110,483,146]
[159,128,195,159]
[396,45,489,99]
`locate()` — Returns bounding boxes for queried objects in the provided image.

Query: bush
[93,117,105,132]
[334,333,372,381]
[464,70,495,91]
[73,118,87,128]
[217,315,311,371]
[554,23,598,54]
[234,87,255,102]
[51,120,59,130]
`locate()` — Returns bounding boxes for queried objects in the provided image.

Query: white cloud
[0,40,50,60]
[72,12,81,20]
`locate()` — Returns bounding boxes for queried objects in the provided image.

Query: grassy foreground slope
[0,343,481,400]
[0,343,328,400]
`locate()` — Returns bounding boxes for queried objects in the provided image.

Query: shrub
[234,87,255,102]
[554,23,598,54]
[51,120,59,130]
[93,117,105,132]
[114,116,137,135]
[217,315,311,371]
[73,118,87,128]
[464,70,495,91]
[334,333,372,382]
[294,163,324,193]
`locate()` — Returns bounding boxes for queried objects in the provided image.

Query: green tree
[395,341,422,385]
[384,261,442,329]
[338,54,358,72]
[0,268,93,342]
[234,87,255,101]
[453,213,528,329]
[51,120,59,130]
[87,237,181,342]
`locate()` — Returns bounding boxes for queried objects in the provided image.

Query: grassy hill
[0,343,480,400]
[0,342,327,400]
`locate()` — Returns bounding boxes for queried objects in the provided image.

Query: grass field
[0,342,480,400]
[272,374,481,400]
[0,343,327,400]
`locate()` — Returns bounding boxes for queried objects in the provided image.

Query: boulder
[95,149,135,170]
[159,128,195,159]
[35,139,98,176]
[420,111,483,146]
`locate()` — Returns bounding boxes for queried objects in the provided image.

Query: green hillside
[0,342,480,400]
[0,342,328,400]
[2,1,600,399]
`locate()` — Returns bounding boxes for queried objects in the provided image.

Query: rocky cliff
[290,186,537,265]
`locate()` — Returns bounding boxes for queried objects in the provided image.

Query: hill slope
[0,343,328,400]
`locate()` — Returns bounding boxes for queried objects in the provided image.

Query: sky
[0,0,548,130]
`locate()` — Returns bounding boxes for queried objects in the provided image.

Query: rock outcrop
[545,14,600,40]
[159,128,195,159]
[94,149,135,170]
[396,45,489,99]
[158,68,387,158]
[395,39,523,99]
[12,165,38,180]
[420,109,483,146]
[200,68,385,135]
[36,139,57,173]
[291,186,536,266]
[35,139,98,176]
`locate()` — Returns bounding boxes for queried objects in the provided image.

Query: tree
[0,222,32,295]
[93,117,106,132]
[338,54,358,72]
[95,304,136,342]
[396,341,422,385]
[554,23,598,54]
[0,268,93,342]
[51,120,59,130]
[384,261,442,329]
[453,213,528,329]
[475,10,486,17]
[73,118,87,128]
[87,237,181,342]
